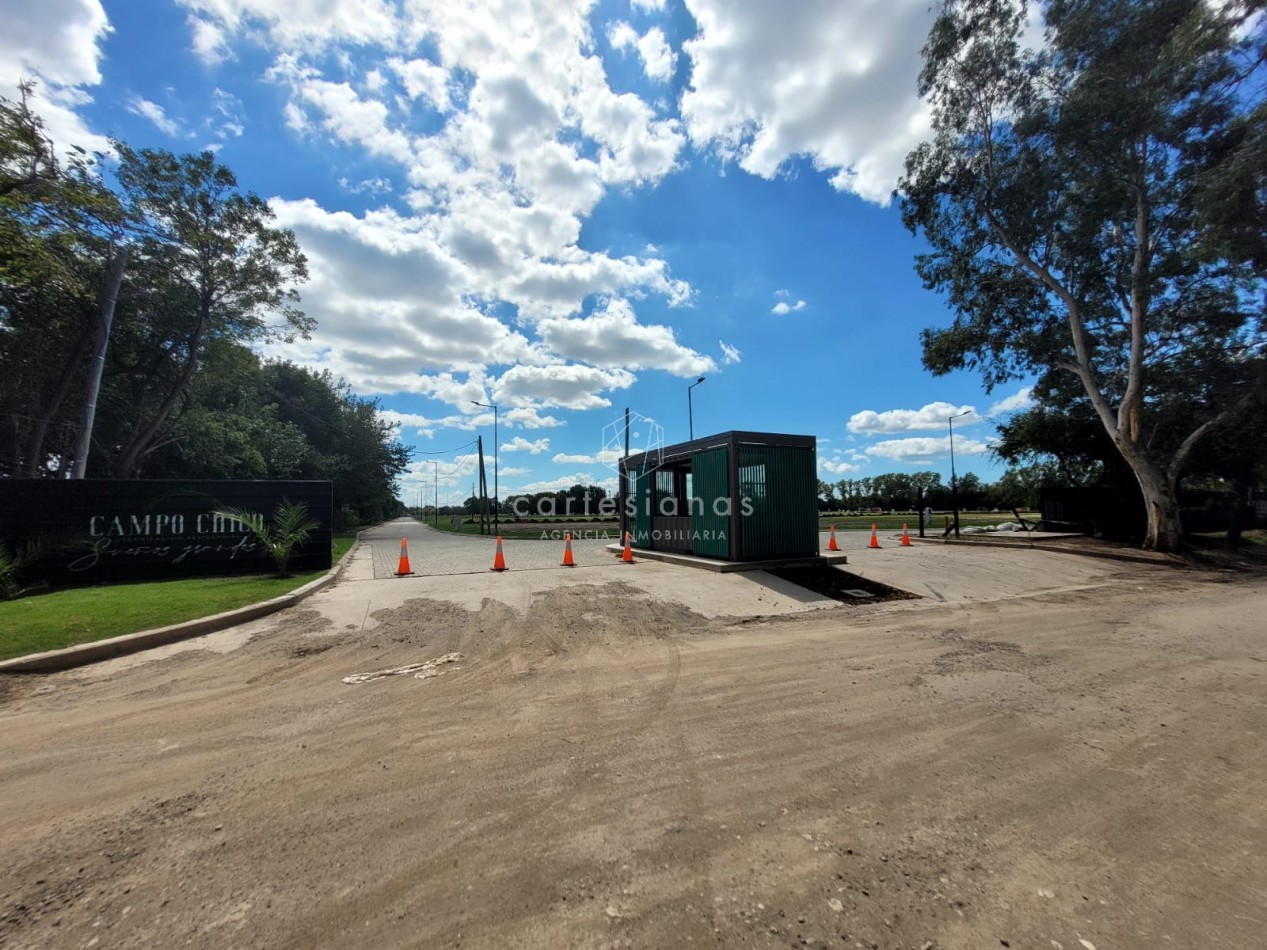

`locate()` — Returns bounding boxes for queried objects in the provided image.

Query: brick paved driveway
[362,518,625,578]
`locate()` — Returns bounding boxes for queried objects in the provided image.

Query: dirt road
[2,566,1265,949]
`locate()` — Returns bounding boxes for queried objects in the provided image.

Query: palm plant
[0,537,51,601]
[213,499,319,578]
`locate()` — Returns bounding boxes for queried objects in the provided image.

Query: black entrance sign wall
[0,480,333,583]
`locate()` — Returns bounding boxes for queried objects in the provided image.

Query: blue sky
[4,0,1036,506]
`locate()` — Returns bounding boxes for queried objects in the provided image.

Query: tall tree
[0,84,125,476]
[107,144,311,476]
[900,0,1267,550]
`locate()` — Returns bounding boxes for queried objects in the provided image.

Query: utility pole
[472,400,499,534]
[948,410,971,538]
[688,376,706,440]
[434,460,439,528]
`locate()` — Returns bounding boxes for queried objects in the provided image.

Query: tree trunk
[20,329,93,476]
[1225,473,1252,551]
[115,309,207,478]
[1125,451,1184,552]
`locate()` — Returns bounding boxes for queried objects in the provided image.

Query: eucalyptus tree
[900,0,1266,550]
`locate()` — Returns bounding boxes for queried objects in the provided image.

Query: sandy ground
[1,555,1265,950]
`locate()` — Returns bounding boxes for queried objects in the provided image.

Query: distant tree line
[816,468,1052,514]
[0,85,409,527]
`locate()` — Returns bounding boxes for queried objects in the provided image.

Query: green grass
[0,534,361,663]
[427,518,618,539]
[332,534,358,560]
[819,511,1039,532]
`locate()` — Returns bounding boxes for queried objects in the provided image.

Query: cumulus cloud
[506,472,615,495]
[987,386,1035,416]
[502,436,551,454]
[493,364,635,411]
[174,0,704,424]
[680,0,937,204]
[847,401,977,435]
[719,340,741,364]
[867,436,989,464]
[538,298,714,377]
[610,22,676,82]
[0,0,112,154]
[820,457,861,475]
[771,299,806,315]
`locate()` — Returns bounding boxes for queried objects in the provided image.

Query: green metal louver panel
[691,447,730,558]
[738,445,818,559]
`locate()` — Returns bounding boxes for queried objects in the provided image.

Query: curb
[0,536,363,675]
[907,534,1183,567]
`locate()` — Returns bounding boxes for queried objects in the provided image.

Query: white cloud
[338,175,393,195]
[631,0,666,11]
[502,436,551,454]
[506,472,613,495]
[680,0,937,204]
[493,363,635,411]
[127,96,182,136]
[719,340,741,364]
[178,0,400,54]
[551,449,622,465]
[611,22,676,82]
[503,407,563,429]
[387,55,450,112]
[867,436,989,464]
[820,457,861,475]
[189,16,230,64]
[987,386,1035,416]
[0,0,112,155]
[183,0,705,425]
[847,401,977,435]
[538,298,714,377]
[771,299,806,315]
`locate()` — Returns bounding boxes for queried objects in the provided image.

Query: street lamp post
[472,400,499,535]
[688,376,706,440]
[948,410,971,538]
[434,460,439,528]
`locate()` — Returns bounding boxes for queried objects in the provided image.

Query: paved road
[360,517,627,578]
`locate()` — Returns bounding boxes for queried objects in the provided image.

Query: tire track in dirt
[269,583,708,949]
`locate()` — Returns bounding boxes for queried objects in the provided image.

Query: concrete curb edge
[907,534,1183,566]
[0,533,364,675]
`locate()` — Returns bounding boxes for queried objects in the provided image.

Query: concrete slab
[301,550,840,633]
[601,543,848,572]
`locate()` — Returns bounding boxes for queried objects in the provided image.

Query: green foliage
[0,93,407,517]
[900,0,1267,550]
[0,536,51,601]
[0,572,326,661]
[214,499,319,578]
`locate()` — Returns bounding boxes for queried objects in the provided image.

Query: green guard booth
[619,431,818,562]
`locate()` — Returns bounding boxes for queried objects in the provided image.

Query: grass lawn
[820,511,1039,532]
[428,518,618,539]
[0,534,362,663]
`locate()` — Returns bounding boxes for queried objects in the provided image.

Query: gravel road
[1,566,1264,949]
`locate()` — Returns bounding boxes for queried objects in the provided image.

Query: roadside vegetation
[0,86,408,528]
[0,534,358,661]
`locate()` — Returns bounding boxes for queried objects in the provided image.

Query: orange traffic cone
[395,538,414,576]
[622,531,636,563]
[561,531,576,567]
[868,524,881,549]
[900,523,912,547]
[490,536,508,572]
[828,525,840,552]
